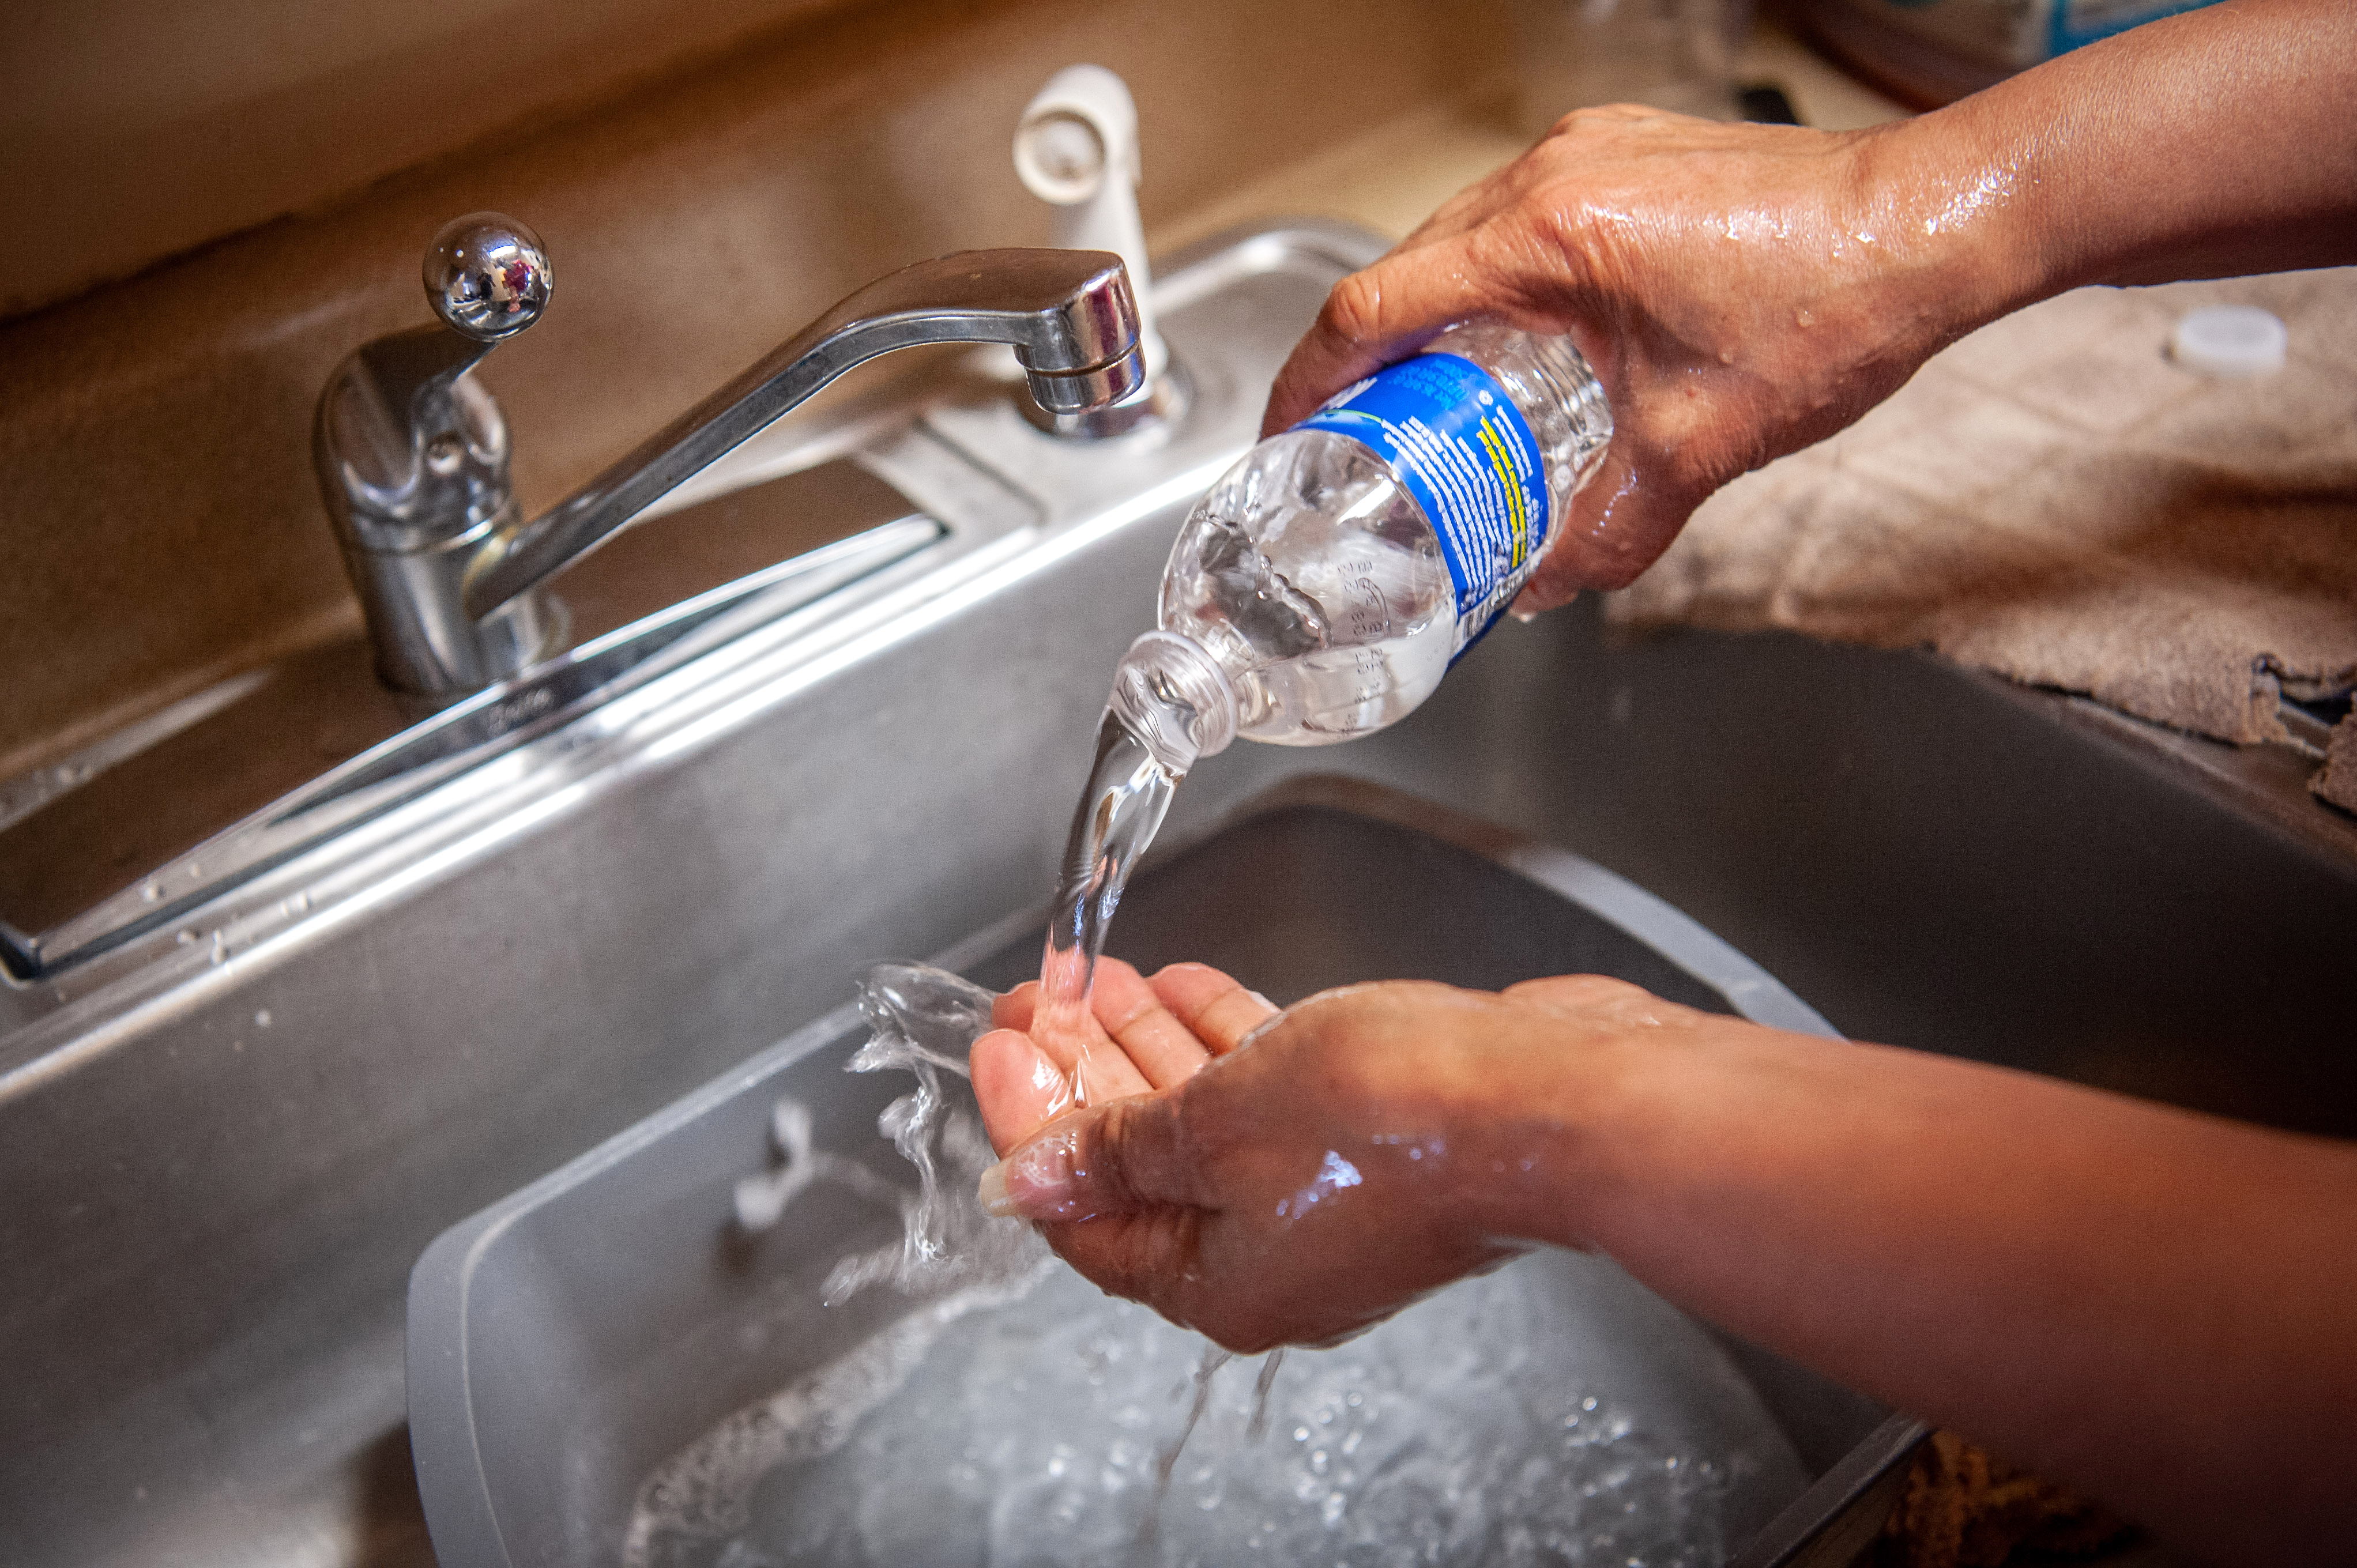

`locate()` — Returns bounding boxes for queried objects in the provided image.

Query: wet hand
[972,965,1723,1352]
[1263,107,1995,608]
[970,958,1275,1152]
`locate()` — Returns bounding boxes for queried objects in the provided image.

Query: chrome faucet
[314,214,1145,694]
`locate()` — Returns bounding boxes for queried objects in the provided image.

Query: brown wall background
[0,0,1513,777]
[0,0,853,319]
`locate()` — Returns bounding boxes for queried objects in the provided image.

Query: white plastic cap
[2168,305,2288,378]
[1108,631,1237,770]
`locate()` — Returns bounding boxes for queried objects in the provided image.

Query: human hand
[1263,106,2013,608]
[971,963,1722,1351]
[969,956,1278,1150]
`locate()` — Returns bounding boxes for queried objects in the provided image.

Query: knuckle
[1515,973,1648,1007]
[1319,269,1389,348]
[1089,1102,1149,1199]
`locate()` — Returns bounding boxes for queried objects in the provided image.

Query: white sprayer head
[1014,65,1165,379]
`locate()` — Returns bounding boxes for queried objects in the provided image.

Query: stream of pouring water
[720,696,1251,1558]
[1030,709,1183,1110]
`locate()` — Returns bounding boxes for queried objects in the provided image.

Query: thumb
[977,1093,1208,1223]
[1261,242,1499,436]
[1262,227,1597,437]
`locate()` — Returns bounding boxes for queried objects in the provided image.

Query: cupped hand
[970,956,1277,1148]
[970,962,1723,1352]
[1264,105,1995,608]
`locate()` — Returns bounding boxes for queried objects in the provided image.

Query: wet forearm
[1857,0,2357,350]
[1515,1022,2357,1562]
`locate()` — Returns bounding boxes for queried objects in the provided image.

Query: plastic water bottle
[1109,323,1612,772]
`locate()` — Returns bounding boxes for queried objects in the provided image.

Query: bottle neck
[1107,630,1238,772]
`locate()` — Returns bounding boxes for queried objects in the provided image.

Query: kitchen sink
[3,217,2351,1568]
[406,776,1917,1568]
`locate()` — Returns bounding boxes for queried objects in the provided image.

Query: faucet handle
[424,213,552,342]
[315,211,564,690]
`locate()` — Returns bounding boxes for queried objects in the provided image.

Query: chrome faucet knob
[425,214,552,342]
[323,236,1140,696]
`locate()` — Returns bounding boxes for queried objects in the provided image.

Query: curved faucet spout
[461,248,1143,623]
[315,227,1144,695]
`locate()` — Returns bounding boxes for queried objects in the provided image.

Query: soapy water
[623,1250,1805,1567]
[680,964,1807,1567]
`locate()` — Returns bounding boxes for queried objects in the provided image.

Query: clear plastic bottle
[1110,323,1612,771]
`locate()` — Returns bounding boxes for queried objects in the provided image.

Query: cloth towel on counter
[1608,269,2357,813]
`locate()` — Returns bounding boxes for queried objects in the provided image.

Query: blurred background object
[1508,0,1758,129]
[0,0,861,321]
[1785,0,2226,108]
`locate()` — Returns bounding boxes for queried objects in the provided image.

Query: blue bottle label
[1298,352,1549,660]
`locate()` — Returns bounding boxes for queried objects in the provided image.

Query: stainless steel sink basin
[405,776,1917,1568]
[5,217,2351,1568]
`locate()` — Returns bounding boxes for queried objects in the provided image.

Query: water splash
[748,962,1048,1306]
[1247,1346,1287,1442]
[732,1096,906,1234]
[1136,1345,1233,1551]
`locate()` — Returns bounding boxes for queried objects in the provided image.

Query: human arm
[970,964,2357,1565]
[1262,0,2357,607]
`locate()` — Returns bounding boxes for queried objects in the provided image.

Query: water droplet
[255,1009,273,1028]
[175,929,196,947]
[140,883,161,904]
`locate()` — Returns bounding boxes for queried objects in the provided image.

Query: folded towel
[1609,269,2357,813]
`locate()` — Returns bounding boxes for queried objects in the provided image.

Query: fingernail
[1247,990,1277,1011]
[977,1160,1019,1218]
[981,1129,1085,1220]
